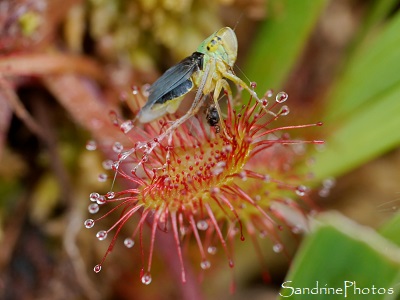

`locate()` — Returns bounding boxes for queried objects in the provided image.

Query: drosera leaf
[245,0,327,93]
[279,212,400,300]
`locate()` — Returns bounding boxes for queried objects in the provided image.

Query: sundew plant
[1,0,400,299]
[84,86,323,289]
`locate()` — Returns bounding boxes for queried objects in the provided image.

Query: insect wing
[144,52,204,108]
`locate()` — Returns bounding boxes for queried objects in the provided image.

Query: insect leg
[222,72,268,108]
[222,72,258,98]
[214,78,233,101]
[212,78,232,137]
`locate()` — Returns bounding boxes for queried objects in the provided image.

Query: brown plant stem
[0,77,45,139]
[0,54,105,83]
[0,88,12,159]
[42,74,125,145]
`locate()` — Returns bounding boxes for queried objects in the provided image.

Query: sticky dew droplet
[112,161,120,170]
[141,273,152,285]
[102,160,114,170]
[263,174,271,183]
[109,111,119,126]
[106,191,115,199]
[120,120,134,133]
[323,177,336,189]
[200,260,211,270]
[239,171,247,181]
[112,142,123,153]
[259,231,267,239]
[229,260,234,268]
[279,105,290,116]
[124,238,135,248]
[84,219,95,228]
[96,230,108,241]
[96,196,107,205]
[319,188,330,198]
[89,192,100,202]
[295,185,308,196]
[93,264,102,273]
[273,243,283,253]
[196,220,209,231]
[98,174,108,182]
[132,86,139,95]
[276,91,288,103]
[292,226,301,234]
[207,246,217,255]
[142,84,151,97]
[88,203,99,214]
[265,89,274,98]
[86,140,97,151]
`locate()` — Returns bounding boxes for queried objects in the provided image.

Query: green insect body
[137,27,259,132]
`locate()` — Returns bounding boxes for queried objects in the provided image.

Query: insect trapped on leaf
[136,27,262,135]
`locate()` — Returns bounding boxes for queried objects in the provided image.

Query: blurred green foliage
[244,0,400,296]
[246,0,327,92]
[279,213,400,299]
[246,0,400,180]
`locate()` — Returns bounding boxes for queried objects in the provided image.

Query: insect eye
[207,39,219,52]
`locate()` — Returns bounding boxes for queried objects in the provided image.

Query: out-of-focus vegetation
[1,0,400,299]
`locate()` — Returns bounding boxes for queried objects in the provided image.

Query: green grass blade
[245,0,327,93]
[279,213,400,300]
[342,0,400,83]
[311,83,400,180]
[380,213,400,247]
[325,10,400,122]
[353,0,399,48]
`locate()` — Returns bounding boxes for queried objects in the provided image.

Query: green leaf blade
[245,0,327,93]
[279,213,400,300]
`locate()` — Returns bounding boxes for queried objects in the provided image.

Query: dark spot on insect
[211,39,217,45]
[206,105,220,133]
[207,46,210,51]
[216,36,222,41]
